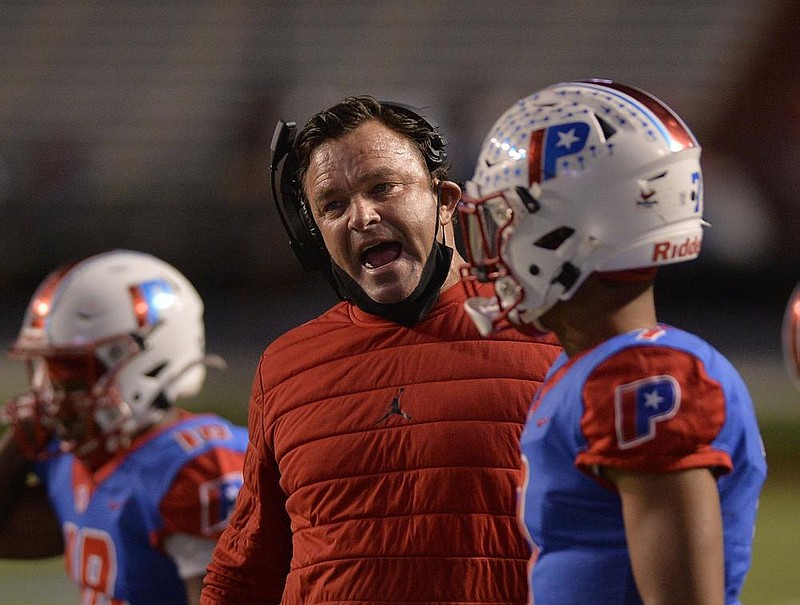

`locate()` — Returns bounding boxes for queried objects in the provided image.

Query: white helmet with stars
[459,79,706,336]
[3,249,216,459]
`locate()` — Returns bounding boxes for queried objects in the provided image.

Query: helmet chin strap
[332,185,453,327]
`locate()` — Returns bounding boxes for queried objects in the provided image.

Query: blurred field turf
[740,417,800,604]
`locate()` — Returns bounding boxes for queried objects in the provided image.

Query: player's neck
[543,275,658,356]
[75,408,184,472]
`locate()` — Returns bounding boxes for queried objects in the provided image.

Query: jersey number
[64,522,124,605]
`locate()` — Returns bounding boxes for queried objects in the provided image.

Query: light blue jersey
[520,326,766,604]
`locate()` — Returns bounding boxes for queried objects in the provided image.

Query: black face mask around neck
[332,240,454,327]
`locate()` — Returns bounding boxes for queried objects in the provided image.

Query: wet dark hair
[293,95,449,193]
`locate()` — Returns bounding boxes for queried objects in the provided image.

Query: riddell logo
[651,237,701,262]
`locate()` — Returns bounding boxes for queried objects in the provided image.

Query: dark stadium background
[0,1,798,602]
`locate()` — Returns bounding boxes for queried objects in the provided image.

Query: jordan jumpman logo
[376,387,412,425]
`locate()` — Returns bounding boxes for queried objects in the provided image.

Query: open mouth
[361,242,402,270]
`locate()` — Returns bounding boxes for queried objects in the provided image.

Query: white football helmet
[783,282,800,391]
[3,250,214,459]
[459,79,706,336]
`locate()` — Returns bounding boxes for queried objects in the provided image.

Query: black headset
[269,101,447,288]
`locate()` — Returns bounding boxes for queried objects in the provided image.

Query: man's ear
[437,180,462,225]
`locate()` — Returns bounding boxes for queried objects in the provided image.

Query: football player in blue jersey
[458,79,767,604]
[0,249,248,604]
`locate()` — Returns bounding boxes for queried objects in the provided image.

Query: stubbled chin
[358,259,421,303]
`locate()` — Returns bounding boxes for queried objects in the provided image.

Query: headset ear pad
[381,101,447,172]
[433,139,447,167]
[278,147,330,272]
[423,126,447,170]
[296,196,327,266]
